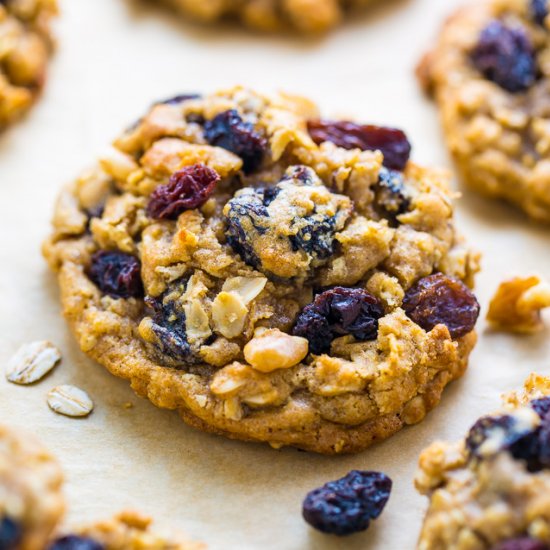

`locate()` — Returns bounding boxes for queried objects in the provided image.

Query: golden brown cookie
[419,0,550,223]
[416,374,550,550]
[155,0,378,33]
[0,0,57,129]
[43,86,481,454]
[0,425,64,550]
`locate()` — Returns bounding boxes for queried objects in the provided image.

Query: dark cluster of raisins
[531,0,548,26]
[87,250,143,299]
[144,287,199,365]
[402,273,480,339]
[374,168,411,223]
[302,470,392,536]
[0,517,22,550]
[493,539,550,550]
[471,21,537,93]
[307,120,411,171]
[48,535,105,550]
[293,287,384,354]
[204,110,267,173]
[466,396,550,472]
[147,164,220,220]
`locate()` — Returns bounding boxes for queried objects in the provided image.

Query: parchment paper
[1,0,550,548]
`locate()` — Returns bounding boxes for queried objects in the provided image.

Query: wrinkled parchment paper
[2,0,550,548]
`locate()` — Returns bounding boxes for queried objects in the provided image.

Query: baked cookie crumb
[487,275,550,333]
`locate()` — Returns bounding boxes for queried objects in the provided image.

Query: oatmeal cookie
[0,425,64,550]
[418,0,550,223]
[416,373,550,550]
[43,86,480,454]
[0,0,57,129]
[154,0,378,33]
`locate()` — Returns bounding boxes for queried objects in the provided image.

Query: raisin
[531,0,548,25]
[48,536,104,550]
[492,539,550,550]
[302,471,392,536]
[88,251,143,299]
[147,164,220,220]
[0,517,22,550]
[204,110,266,174]
[293,287,384,354]
[157,93,201,106]
[144,286,199,365]
[531,397,550,419]
[307,120,411,171]
[374,168,411,222]
[471,21,537,93]
[402,273,480,339]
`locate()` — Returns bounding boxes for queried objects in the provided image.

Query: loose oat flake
[47,385,94,417]
[6,341,61,385]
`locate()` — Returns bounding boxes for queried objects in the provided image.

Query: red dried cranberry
[204,110,266,174]
[0,517,22,550]
[492,539,550,550]
[471,21,537,93]
[302,471,392,536]
[307,120,411,171]
[48,536,104,550]
[531,0,548,25]
[402,273,480,339]
[88,251,143,299]
[293,287,384,354]
[147,164,220,220]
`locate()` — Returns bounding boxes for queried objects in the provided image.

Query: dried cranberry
[157,93,201,106]
[471,21,537,93]
[531,0,548,25]
[302,471,392,536]
[293,287,384,354]
[307,120,411,171]
[147,164,220,220]
[88,251,143,299]
[48,536,104,550]
[402,273,480,339]
[492,538,550,550]
[204,110,266,174]
[0,517,22,550]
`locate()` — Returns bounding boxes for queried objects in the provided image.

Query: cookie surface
[0,425,64,550]
[155,0,378,33]
[0,0,57,129]
[416,373,550,550]
[43,86,480,454]
[419,0,550,223]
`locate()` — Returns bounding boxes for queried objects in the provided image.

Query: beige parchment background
[1,0,550,548]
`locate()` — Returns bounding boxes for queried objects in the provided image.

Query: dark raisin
[531,0,548,25]
[307,120,411,171]
[0,517,22,550]
[293,287,384,354]
[204,110,266,174]
[144,286,198,365]
[374,168,411,222]
[471,21,537,93]
[492,538,550,550]
[156,93,201,106]
[88,251,143,299]
[402,273,480,339]
[302,471,392,536]
[48,535,104,550]
[531,397,550,419]
[147,164,220,220]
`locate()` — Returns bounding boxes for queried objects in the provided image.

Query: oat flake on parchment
[47,385,94,417]
[6,341,61,385]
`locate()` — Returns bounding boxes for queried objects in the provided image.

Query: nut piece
[47,385,94,417]
[211,291,248,339]
[487,276,550,333]
[6,341,61,385]
[244,328,309,372]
